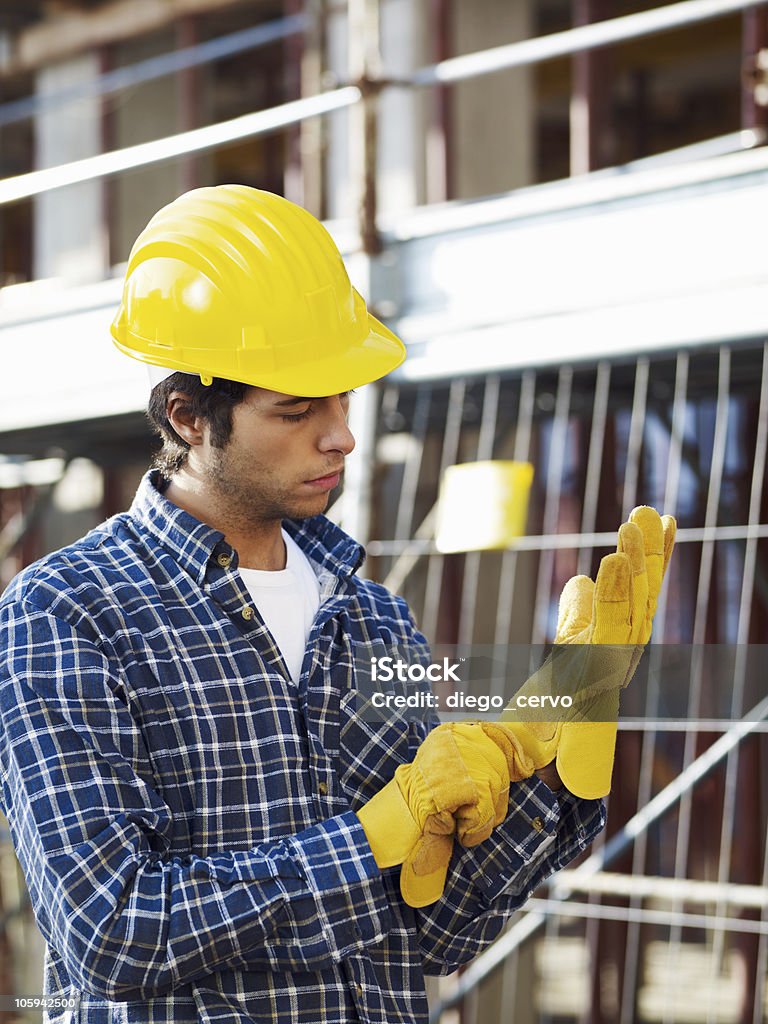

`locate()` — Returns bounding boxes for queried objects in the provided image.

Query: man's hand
[494,507,675,798]
[356,721,527,906]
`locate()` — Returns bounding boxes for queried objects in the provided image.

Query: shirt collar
[283,512,365,580]
[129,469,365,584]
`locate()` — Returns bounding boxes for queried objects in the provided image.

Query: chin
[286,496,330,520]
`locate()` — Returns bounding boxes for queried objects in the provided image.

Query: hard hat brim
[122,312,407,397]
[255,311,405,397]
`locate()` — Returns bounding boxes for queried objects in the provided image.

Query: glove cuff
[555,721,617,799]
[356,775,421,869]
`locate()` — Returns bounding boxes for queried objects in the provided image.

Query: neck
[163,468,286,571]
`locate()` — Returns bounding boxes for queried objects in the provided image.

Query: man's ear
[166,392,206,447]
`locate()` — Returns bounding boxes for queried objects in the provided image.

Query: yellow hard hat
[110,185,406,395]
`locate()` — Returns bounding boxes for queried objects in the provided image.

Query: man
[0,186,673,1024]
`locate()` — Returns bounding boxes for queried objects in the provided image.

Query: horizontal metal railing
[0,14,308,129]
[0,0,764,206]
[371,523,768,559]
[556,872,768,908]
[411,0,767,86]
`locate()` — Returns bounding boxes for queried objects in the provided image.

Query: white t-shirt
[238,529,321,684]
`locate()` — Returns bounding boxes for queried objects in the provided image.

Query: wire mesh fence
[369,340,768,1024]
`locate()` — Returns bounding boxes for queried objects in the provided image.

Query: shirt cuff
[538,788,606,876]
[458,778,605,905]
[283,811,394,962]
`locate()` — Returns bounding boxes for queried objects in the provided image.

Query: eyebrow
[272,396,313,407]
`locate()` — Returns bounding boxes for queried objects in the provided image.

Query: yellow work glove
[552,506,676,796]
[356,722,532,907]
[395,506,675,908]
[365,507,675,908]
[399,721,538,907]
[499,505,676,799]
[494,551,632,782]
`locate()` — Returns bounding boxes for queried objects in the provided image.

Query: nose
[318,394,356,456]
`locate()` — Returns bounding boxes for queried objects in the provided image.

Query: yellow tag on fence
[435,461,534,553]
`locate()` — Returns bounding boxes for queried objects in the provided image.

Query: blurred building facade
[1,1,768,1022]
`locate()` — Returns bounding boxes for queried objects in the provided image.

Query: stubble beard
[206,443,328,529]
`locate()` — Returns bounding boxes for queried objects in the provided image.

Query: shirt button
[318,781,329,796]
[241,606,254,621]
[355,984,363,997]
[531,816,544,832]
[217,553,232,568]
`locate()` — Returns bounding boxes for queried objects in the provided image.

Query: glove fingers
[422,808,458,838]
[456,813,495,848]
[447,723,511,843]
[400,833,453,908]
[556,575,594,644]
[482,722,540,780]
[455,782,509,846]
[450,723,509,783]
[628,506,665,638]
[411,733,479,817]
[617,521,647,646]
[591,552,632,644]
[662,514,677,578]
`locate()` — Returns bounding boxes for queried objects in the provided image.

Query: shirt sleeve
[413,780,605,974]
[0,599,393,1002]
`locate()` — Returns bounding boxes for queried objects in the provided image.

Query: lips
[304,468,343,488]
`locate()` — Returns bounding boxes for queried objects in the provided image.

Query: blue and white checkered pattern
[0,470,604,1024]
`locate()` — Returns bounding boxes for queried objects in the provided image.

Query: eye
[281,406,314,423]
[280,391,354,423]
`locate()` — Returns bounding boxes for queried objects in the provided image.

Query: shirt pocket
[337,685,413,809]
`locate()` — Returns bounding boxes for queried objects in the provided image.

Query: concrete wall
[34,54,106,283]
[450,0,534,198]
[111,30,186,265]
[325,0,533,218]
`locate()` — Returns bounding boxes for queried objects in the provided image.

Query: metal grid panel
[368,340,768,1024]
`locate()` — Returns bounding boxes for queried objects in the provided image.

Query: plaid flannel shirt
[0,470,604,1024]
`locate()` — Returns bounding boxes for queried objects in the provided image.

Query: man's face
[199,387,355,525]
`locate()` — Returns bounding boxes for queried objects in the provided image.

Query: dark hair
[146,373,250,477]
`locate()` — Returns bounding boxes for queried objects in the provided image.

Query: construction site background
[1,2,768,1022]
